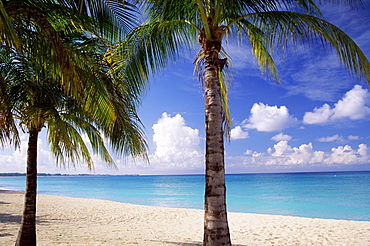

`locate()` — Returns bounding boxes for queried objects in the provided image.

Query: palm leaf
[106,19,197,101]
[48,115,94,169]
[58,0,139,40]
[245,11,370,83]
[232,18,280,81]
[0,0,21,49]
[0,75,20,149]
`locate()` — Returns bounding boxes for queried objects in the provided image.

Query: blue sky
[1,3,370,175]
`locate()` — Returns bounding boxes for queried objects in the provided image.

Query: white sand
[1,190,370,245]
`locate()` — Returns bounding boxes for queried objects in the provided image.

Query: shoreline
[1,190,370,245]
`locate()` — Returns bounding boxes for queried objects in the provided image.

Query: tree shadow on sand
[0,213,49,224]
[0,213,22,224]
[0,213,21,238]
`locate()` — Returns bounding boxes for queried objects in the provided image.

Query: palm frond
[0,47,21,148]
[0,0,21,49]
[58,31,149,163]
[219,71,232,140]
[50,103,118,168]
[47,114,94,169]
[58,0,139,40]
[8,3,84,98]
[246,11,370,83]
[195,0,212,39]
[0,74,20,149]
[108,107,148,160]
[107,19,197,96]
[140,0,200,22]
[231,18,280,81]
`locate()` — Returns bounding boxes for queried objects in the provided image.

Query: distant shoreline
[1,170,369,177]
[0,172,140,177]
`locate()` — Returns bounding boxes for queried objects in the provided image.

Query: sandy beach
[1,190,370,245]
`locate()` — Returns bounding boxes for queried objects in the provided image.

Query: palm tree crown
[0,0,148,162]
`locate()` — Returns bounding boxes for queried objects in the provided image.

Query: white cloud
[316,134,362,144]
[270,140,293,156]
[240,141,369,167]
[150,113,203,169]
[0,135,55,173]
[230,126,249,140]
[244,103,298,132]
[303,85,370,125]
[348,135,360,140]
[317,134,345,143]
[271,133,292,142]
[103,113,204,175]
[267,141,325,165]
[331,85,370,120]
[303,104,332,125]
[324,144,369,165]
[244,149,262,157]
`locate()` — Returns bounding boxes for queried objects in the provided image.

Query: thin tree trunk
[203,46,231,245]
[16,129,39,246]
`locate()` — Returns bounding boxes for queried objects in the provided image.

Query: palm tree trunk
[203,47,231,246]
[16,129,39,246]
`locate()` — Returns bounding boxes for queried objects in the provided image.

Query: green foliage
[0,0,148,169]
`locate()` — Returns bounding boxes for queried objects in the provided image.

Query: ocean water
[0,171,369,221]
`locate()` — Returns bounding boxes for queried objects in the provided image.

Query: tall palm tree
[0,1,147,245]
[115,0,370,245]
[1,45,108,244]
[0,33,147,246]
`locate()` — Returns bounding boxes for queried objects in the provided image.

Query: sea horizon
[1,169,369,176]
[1,171,369,221]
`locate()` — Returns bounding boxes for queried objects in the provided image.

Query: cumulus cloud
[244,149,262,157]
[324,144,369,165]
[271,133,292,142]
[303,85,370,125]
[244,103,298,132]
[150,113,203,169]
[230,126,249,140]
[102,113,204,174]
[246,141,369,167]
[266,141,325,165]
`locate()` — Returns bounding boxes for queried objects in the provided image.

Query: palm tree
[0,32,147,245]
[0,1,147,245]
[116,0,370,245]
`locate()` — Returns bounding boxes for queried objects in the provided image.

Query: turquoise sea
[0,171,369,221]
